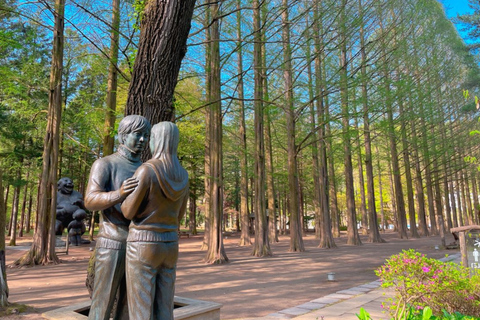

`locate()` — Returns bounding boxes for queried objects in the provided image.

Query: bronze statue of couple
[85,116,189,320]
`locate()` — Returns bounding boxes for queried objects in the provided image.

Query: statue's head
[73,209,87,221]
[150,121,179,159]
[117,115,152,154]
[58,177,74,195]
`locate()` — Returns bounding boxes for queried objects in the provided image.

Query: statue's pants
[89,245,127,320]
[126,241,178,320]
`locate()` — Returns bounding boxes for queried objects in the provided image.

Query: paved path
[4,231,459,319]
[238,253,461,320]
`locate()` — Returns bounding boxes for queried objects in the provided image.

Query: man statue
[85,115,151,320]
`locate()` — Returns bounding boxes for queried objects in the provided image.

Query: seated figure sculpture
[56,177,89,244]
[67,210,87,246]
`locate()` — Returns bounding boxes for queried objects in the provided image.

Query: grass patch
[0,302,36,316]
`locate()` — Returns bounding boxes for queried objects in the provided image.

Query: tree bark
[8,167,21,246]
[313,1,335,248]
[15,0,65,266]
[102,0,121,156]
[282,0,304,252]
[339,0,361,246]
[236,0,251,246]
[252,0,271,257]
[204,1,228,264]
[359,0,383,243]
[125,0,196,126]
[0,169,8,307]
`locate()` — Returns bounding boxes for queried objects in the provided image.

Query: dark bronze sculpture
[67,210,87,246]
[121,121,189,320]
[56,177,87,237]
[85,115,151,320]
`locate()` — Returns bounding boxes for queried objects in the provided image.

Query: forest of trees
[1,0,480,266]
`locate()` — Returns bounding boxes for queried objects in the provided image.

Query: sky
[440,0,472,18]
[439,0,473,42]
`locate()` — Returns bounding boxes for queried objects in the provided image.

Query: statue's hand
[119,177,138,198]
[72,199,84,207]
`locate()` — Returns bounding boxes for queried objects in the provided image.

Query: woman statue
[121,121,189,319]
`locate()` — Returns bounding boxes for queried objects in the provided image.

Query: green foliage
[358,305,480,320]
[356,307,373,320]
[132,0,147,28]
[375,249,480,318]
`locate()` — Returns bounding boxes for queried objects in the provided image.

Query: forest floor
[2,229,458,319]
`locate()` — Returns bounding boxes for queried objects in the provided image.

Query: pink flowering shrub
[375,249,480,318]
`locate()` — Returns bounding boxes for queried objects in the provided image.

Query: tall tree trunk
[102,0,121,156]
[312,1,334,248]
[282,0,303,252]
[463,172,474,225]
[339,0,361,246]
[201,2,212,251]
[25,188,33,235]
[354,115,368,235]
[472,174,480,225]
[205,1,228,264]
[387,156,397,230]
[359,0,382,242]
[262,3,278,243]
[19,169,30,238]
[457,169,465,227]
[382,48,407,239]
[252,0,271,257]
[236,0,251,247]
[125,0,196,126]
[411,116,429,236]
[9,167,22,246]
[420,115,438,235]
[375,146,386,231]
[449,179,458,228]
[0,169,8,307]
[398,98,419,238]
[306,11,321,240]
[15,0,65,266]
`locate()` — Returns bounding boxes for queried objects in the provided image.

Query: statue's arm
[178,185,189,224]
[121,166,149,220]
[84,160,122,211]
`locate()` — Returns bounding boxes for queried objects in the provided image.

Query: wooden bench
[179,231,190,238]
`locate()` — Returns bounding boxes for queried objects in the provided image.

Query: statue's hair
[150,121,187,183]
[117,115,151,144]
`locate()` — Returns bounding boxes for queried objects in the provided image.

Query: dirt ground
[2,230,457,319]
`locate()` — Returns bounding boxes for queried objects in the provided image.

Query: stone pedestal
[42,296,222,320]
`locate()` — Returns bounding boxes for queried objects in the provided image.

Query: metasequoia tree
[102,0,121,156]
[0,169,7,307]
[263,4,278,244]
[339,0,361,245]
[204,0,228,264]
[358,0,383,243]
[252,0,271,257]
[15,0,65,266]
[236,0,251,246]
[378,4,408,239]
[282,0,304,252]
[312,0,335,248]
[125,0,196,125]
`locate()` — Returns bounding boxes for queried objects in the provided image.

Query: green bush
[357,306,480,320]
[375,249,480,319]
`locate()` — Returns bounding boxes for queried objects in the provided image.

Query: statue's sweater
[121,159,189,243]
[85,146,142,248]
